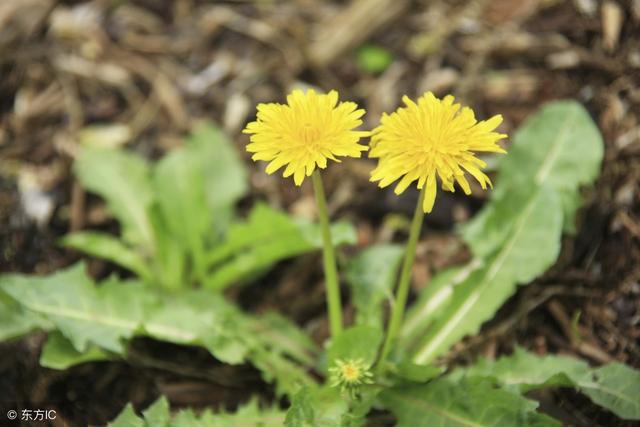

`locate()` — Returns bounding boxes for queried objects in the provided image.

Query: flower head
[243,89,368,185]
[369,92,507,213]
[329,358,374,397]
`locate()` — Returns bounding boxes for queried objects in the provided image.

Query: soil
[0,0,639,426]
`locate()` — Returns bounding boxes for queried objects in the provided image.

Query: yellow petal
[422,173,437,213]
[368,92,508,214]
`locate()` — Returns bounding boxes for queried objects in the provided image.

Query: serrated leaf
[345,244,404,329]
[74,147,155,248]
[170,409,199,426]
[40,331,110,369]
[456,348,640,420]
[144,290,318,384]
[143,291,250,364]
[108,397,284,427]
[141,396,170,427]
[285,387,349,427]
[407,187,563,364]
[217,399,286,426]
[0,264,151,353]
[107,403,144,427]
[0,264,315,397]
[204,203,357,290]
[380,378,561,427]
[60,232,152,282]
[285,387,315,427]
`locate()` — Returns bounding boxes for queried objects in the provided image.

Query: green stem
[311,171,343,337]
[377,186,426,372]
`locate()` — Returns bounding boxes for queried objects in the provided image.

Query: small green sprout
[329,358,374,398]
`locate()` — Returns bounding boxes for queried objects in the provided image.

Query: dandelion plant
[243,89,369,337]
[3,96,635,426]
[370,92,508,370]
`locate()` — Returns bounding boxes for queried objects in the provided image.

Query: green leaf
[496,102,602,200]
[326,325,382,369]
[141,397,170,427]
[401,263,480,346]
[74,147,155,248]
[107,403,144,427]
[584,364,640,420]
[406,187,563,364]
[0,264,315,398]
[108,397,285,427]
[402,102,604,364]
[345,244,404,329]
[251,347,317,397]
[60,232,152,281]
[170,409,199,426]
[206,203,300,265]
[149,207,187,290]
[143,291,251,365]
[202,399,285,426]
[151,123,248,282]
[40,331,111,369]
[285,387,315,427]
[463,101,603,255]
[153,139,211,281]
[68,123,249,289]
[204,203,357,290]
[0,264,151,353]
[0,293,50,341]
[285,387,349,427]
[392,362,444,383]
[146,291,315,396]
[190,122,248,221]
[452,347,587,391]
[253,312,317,366]
[145,289,318,391]
[380,378,561,427]
[456,348,640,420]
[356,44,393,74]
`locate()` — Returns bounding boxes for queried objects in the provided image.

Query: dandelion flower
[244,89,369,185]
[329,358,374,397]
[369,92,507,213]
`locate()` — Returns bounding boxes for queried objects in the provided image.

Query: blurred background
[0,0,638,425]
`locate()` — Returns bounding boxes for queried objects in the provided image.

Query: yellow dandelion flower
[369,92,507,213]
[243,89,369,185]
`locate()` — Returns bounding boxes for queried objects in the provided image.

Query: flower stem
[311,171,343,337]
[377,186,426,372]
